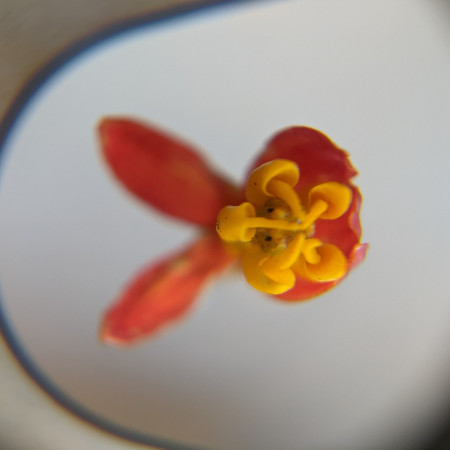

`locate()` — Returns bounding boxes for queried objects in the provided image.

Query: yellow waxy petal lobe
[267,179,304,219]
[246,159,299,206]
[242,245,295,295]
[308,182,352,220]
[294,242,347,282]
[261,265,296,289]
[301,238,322,264]
[216,202,256,242]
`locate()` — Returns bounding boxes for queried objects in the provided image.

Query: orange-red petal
[98,118,241,227]
[100,233,236,345]
[248,127,357,191]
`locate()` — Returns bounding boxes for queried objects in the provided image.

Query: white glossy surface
[0,1,449,449]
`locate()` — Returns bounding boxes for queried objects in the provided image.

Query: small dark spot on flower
[267,207,274,213]
[264,235,272,242]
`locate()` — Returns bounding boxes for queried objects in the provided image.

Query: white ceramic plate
[1,1,450,449]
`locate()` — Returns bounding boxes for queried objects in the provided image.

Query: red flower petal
[248,127,357,190]
[98,118,241,227]
[100,233,236,345]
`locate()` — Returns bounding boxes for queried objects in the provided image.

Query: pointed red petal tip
[98,118,241,227]
[99,234,236,346]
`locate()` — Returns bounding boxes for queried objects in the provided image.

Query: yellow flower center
[216,159,352,295]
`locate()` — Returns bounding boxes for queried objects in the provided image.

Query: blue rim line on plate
[0,1,262,449]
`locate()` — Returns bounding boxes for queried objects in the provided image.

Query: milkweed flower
[98,119,367,345]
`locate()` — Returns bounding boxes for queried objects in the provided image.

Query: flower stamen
[301,199,328,230]
[266,179,305,220]
[216,159,353,294]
